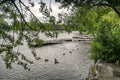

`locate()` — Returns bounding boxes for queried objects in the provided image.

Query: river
[0,31,93,80]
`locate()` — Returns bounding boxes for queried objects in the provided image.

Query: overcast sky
[29,0,67,22]
[5,0,68,23]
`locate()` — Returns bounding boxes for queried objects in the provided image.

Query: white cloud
[5,0,65,24]
[29,0,67,22]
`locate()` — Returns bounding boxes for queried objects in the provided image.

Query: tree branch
[12,2,34,30]
[111,6,120,17]
[19,0,45,30]
[19,0,25,30]
[93,3,120,17]
[0,0,7,5]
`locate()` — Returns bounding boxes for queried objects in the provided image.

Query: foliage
[0,0,120,70]
[60,3,120,65]
[91,66,97,76]
[0,0,58,70]
[0,15,9,30]
[61,7,112,34]
[28,38,43,48]
[55,0,120,17]
[91,14,120,64]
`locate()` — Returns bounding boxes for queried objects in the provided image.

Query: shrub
[91,21,120,64]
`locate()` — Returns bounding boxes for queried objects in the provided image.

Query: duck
[35,57,41,60]
[44,59,49,62]
[63,53,65,55]
[69,51,72,53]
[72,49,75,51]
[54,58,59,64]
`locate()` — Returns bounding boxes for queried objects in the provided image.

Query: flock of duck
[43,46,80,64]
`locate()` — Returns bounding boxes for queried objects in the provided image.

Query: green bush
[91,21,120,64]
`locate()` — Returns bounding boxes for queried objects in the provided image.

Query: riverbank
[87,60,120,80]
[30,34,93,47]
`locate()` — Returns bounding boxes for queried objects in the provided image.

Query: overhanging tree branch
[19,0,45,30]
[111,6,120,17]
[93,3,120,17]
[12,1,34,30]
[0,0,7,5]
[1,0,45,30]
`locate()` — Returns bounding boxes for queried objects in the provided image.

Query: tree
[90,10,120,64]
[0,0,120,69]
[55,0,120,17]
[0,0,63,69]
[60,7,112,34]
[0,14,9,30]
[0,0,48,70]
[57,0,120,64]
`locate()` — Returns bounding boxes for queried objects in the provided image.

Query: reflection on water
[0,31,93,80]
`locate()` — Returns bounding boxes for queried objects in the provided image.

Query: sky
[5,0,68,23]
[29,0,67,22]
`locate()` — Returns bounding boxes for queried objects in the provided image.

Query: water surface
[0,32,93,80]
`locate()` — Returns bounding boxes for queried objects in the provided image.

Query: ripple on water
[0,32,93,80]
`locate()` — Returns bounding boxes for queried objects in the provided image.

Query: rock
[96,63,113,77]
[88,61,120,80]
[97,62,120,77]
[86,65,99,80]
[113,68,120,77]
[86,77,99,80]
[92,78,99,80]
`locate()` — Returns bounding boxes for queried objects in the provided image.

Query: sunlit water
[0,31,93,80]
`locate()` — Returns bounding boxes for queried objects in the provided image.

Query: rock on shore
[87,61,120,80]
